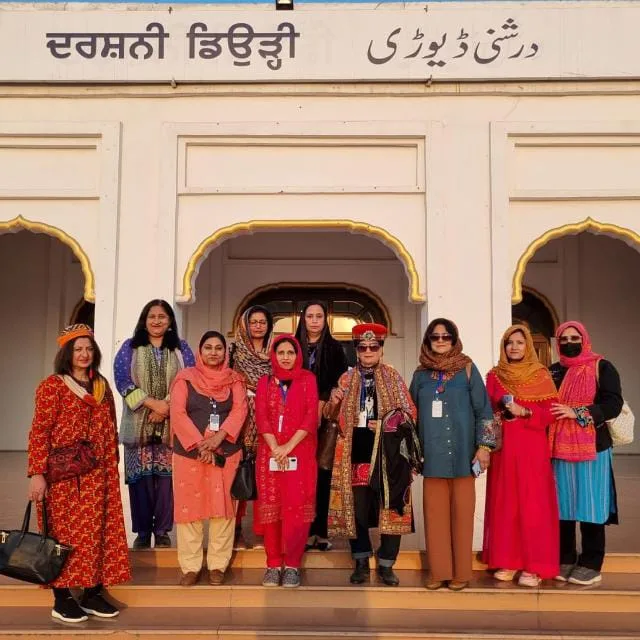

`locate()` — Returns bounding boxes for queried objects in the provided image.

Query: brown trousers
[423,476,475,583]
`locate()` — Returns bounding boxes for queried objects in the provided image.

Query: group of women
[26,297,623,623]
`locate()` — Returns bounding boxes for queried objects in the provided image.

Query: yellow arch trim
[178,220,425,304]
[519,285,560,331]
[0,215,95,302]
[512,217,640,304]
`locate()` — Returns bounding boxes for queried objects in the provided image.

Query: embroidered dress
[27,375,131,588]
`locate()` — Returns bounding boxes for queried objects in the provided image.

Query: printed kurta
[255,371,319,526]
[171,377,247,523]
[27,375,131,588]
[483,372,559,579]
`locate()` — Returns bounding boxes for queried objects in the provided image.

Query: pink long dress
[482,372,560,579]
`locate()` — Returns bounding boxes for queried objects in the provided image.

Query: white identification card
[357,410,367,429]
[208,413,220,432]
[278,414,284,433]
[431,400,443,419]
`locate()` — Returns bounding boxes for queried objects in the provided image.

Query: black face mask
[559,342,582,358]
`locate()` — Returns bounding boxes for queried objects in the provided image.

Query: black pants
[310,468,332,539]
[349,486,401,566]
[560,520,606,571]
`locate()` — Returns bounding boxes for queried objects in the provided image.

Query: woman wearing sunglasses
[323,323,418,587]
[409,318,494,591]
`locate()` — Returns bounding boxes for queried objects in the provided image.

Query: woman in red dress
[255,334,319,588]
[483,324,559,587]
[27,324,131,623]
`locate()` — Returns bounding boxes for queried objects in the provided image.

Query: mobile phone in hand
[471,459,482,478]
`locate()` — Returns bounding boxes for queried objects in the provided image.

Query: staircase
[1,550,639,639]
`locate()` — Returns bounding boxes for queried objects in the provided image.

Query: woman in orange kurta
[483,324,559,587]
[170,331,248,586]
[27,324,131,624]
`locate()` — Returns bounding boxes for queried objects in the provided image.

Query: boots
[350,558,370,584]
[377,565,400,586]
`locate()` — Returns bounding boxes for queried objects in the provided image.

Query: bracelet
[478,445,492,453]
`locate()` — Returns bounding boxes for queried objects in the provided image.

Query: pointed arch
[512,217,640,304]
[0,215,95,302]
[177,219,425,305]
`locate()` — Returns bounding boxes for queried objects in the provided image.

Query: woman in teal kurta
[409,318,495,591]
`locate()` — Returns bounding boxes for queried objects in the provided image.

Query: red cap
[352,323,387,342]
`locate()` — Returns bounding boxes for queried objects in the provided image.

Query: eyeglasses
[559,336,582,344]
[429,334,453,343]
[249,320,268,327]
[357,345,381,353]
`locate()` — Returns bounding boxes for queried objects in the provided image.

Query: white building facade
[1,1,640,467]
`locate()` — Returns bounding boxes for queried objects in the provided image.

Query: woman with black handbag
[170,331,248,586]
[295,301,348,552]
[27,324,131,623]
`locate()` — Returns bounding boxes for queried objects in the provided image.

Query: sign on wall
[0,4,638,82]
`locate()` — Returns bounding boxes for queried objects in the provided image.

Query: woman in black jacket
[295,301,348,550]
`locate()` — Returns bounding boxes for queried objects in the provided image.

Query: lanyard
[435,372,445,396]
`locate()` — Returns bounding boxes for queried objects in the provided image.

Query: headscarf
[418,318,472,374]
[232,305,274,391]
[548,321,601,461]
[295,300,330,371]
[270,335,305,382]
[172,331,243,401]
[491,324,557,401]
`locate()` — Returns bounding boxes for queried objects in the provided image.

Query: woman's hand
[148,410,165,424]
[329,387,344,406]
[271,444,289,470]
[198,431,226,453]
[28,474,47,502]
[472,447,491,472]
[146,398,169,416]
[505,401,526,417]
[198,450,214,464]
[550,403,577,420]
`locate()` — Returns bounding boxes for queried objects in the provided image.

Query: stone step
[130,548,640,574]
[1,568,640,613]
[0,606,639,639]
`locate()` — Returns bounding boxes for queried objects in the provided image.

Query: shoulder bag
[231,446,257,501]
[0,500,72,584]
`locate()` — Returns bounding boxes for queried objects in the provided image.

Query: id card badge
[357,410,367,429]
[278,415,284,433]
[431,400,443,419]
[208,413,220,432]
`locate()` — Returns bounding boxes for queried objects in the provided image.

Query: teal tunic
[409,365,494,478]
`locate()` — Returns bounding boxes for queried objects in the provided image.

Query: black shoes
[133,534,151,550]
[154,533,172,548]
[51,596,89,623]
[377,565,400,586]
[80,592,120,618]
[350,558,370,584]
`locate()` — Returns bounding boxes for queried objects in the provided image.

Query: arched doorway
[180,230,422,387]
[0,230,88,449]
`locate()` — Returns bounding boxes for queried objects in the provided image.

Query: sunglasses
[559,336,582,344]
[357,344,381,353]
[429,334,453,343]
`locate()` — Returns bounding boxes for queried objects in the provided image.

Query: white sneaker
[518,572,541,588]
[494,568,517,582]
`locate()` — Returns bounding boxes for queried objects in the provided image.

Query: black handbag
[0,500,72,585]
[231,447,257,501]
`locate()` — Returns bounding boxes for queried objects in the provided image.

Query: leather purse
[231,447,257,501]
[46,439,98,484]
[316,419,339,471]
[0,500,72,585]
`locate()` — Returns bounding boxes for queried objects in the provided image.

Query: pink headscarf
[172,339,243,402]
[548,321,601,462]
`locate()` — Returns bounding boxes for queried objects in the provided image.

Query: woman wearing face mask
[483,325,559,587]
[548,321,623,586]
[409,318,494,591]
[295,301,348,551]
[230,305,274,549]
[255,335,319,588]
[170,331,248,586]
